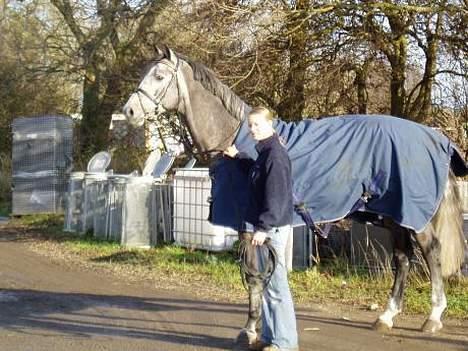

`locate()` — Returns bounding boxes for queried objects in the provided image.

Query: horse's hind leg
[374,222,413,332]
[413,172,466,333]
[414,229,446,333]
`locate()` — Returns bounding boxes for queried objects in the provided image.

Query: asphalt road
[0,228,467,351]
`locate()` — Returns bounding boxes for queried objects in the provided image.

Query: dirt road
[0,228,466,351]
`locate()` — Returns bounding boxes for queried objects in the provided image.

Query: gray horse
[123,46,466,340]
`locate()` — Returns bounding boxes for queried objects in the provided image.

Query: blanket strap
[293,170,387,239]
[293,193,331,239]
[349,170,387,214]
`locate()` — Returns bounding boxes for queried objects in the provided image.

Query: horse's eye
[155,74,164,81]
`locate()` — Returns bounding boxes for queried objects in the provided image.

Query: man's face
[248,113,274,141]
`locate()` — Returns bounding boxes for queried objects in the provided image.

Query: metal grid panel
[12,115,73,174]
[172,168,237,252]
[292,225,314,269]
[12,115,74,135]
[11,116,73,214]
[350,222,394,271]
[64,172,86,233]
[63,171,174,248]
[150,182,173,245]
[101,177,173,247]
[12,139,72,173]
[12,171,68,215]
[106,176,127,242]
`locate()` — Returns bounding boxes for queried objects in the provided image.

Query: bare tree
[2,0,466,157]
[49,0,170,155]
[0,1,76,154]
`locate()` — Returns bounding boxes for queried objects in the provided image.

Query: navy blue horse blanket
[209,114,467,233]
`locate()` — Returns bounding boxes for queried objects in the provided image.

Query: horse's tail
[430,171,466,277]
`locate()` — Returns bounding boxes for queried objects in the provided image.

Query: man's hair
[248,106,275,121]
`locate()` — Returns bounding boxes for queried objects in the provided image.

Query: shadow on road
[0,289,240,349]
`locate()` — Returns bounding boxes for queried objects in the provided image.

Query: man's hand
[223,145,239,158]
[252,231,267,246]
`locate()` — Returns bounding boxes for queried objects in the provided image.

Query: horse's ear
[151,45,163,60]
[164,45,178,66]
[154,44,177,65]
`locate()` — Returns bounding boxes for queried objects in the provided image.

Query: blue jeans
[258,225,298,350]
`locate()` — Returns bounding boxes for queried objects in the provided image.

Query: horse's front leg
[243,274,262,341]
[374,225,413,332]
[234,234,262,348]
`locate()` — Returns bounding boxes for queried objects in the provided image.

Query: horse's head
[123,47,180,127]
[123,46,248,157]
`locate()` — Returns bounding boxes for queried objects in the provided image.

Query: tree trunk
[355,62,369,114]
[389,37,407,118]
[277,0,308,121]
[406,15,441,122]
[80,67,109,154]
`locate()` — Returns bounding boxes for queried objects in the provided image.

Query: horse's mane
[154,47,248,121]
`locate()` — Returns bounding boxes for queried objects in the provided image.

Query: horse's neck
[180,64,247,151]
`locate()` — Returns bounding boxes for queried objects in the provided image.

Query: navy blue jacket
[237,134,294,232]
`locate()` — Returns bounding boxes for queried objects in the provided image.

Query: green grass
[289,264,468,317]
[7,214,468,318]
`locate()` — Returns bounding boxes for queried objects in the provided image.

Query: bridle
[134,58,181,117]
[132,56,244,161]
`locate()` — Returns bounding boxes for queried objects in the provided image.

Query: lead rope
[218,159,278,293]
[237,238,278,292]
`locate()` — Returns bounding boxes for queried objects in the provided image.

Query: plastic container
[172,168,238,251]
[82,172,109,236]
[120,176,154,248]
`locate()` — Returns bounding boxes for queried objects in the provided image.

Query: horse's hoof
[233,328,257,350]
[372,319,392,333]
[422,319,443,333]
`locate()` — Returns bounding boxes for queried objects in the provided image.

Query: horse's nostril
[123,106,134,118]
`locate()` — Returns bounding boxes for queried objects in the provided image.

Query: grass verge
[4,213,468,319]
